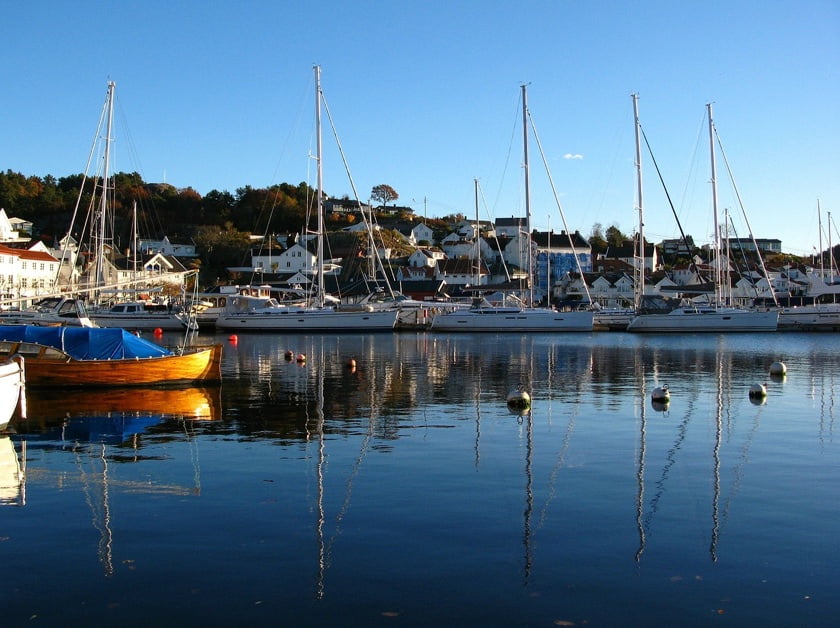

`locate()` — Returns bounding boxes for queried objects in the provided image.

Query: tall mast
[521,83,533,306]
[314,65,325,307]
[94,80,116,302]
[632,93,644,310]
[818,200,824,277]
[830,210,835,284]
[474,178,480,286]
[707,103,722,304]
[132,199,138,283]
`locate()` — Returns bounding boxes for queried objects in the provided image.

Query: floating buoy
[749,383,767,399]
[769,361,787,376]
[228,334,238,343]
[296,353,306,363]
[347,357,357,369]
[506,385,531,410]
[651,385,670,402]
[154,327,163,336]
[284,350,294,361]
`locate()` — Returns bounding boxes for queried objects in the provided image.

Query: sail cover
[0,325,173,360]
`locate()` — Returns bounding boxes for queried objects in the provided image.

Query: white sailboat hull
[215,308,398,332]
[90,312,191,330]
[0,359,24,431]
[627,307,778,333]
[431,307,593,332]
[778,304,840,331]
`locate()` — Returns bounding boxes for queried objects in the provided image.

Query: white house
[137,235,198,258]
[265,241,317,274]
[407,249,445,268]
[436,258,489,288]
[0,209,29,244]
[0,243,61,306]
[410,223,435,245]
[494,216,527,238]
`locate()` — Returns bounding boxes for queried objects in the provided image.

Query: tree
[370,184,398,208]
[588,223,607,254]
[605,224,627,248]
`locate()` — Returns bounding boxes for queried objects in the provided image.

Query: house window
[21,261,27,270]
[40,263,45,271]
[20,278,27,288]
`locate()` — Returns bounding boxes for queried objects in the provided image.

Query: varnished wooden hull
[19,344,223,388]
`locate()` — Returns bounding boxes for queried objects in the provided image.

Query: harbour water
[2,331,838,626]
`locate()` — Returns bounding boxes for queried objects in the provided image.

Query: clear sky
[3,0,838,257]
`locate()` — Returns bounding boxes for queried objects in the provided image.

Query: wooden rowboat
[0,325,222,388]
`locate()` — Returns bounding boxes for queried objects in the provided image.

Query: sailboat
[776,203,840,331]
[214,67,398,333]
[430,85,593,332]
[60,82,194,331]
[627,101,778,333]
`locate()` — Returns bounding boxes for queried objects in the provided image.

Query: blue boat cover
[0,325,173,360]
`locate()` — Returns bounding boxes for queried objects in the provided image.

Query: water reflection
[11,385,222,577]
[3,331,838,624]
[0,435,24,506]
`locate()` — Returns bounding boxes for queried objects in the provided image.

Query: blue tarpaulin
[0,325,173,360]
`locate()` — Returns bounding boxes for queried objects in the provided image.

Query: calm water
[2,331,838,626]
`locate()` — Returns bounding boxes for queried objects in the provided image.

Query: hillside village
[0,203,828,310]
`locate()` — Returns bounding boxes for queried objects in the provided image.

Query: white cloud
[563,153,584,160]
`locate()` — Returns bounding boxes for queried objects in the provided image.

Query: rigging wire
[526,108,593,303]
[639,124,707,286]
[713,124,778,306]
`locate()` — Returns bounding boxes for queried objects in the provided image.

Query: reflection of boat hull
[0,358,24,430]
[627,308,778,332]
[12,346,222,388]
[21,386,221,422]
[0,436,24,505]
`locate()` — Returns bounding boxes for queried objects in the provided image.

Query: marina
[1,330,837,625]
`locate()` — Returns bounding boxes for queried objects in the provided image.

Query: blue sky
[3,0,838,256]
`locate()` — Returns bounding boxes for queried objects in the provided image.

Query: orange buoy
[154,327,163,336]
[228,334,238,343]
[296,353,306,363]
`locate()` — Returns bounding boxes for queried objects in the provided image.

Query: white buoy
[769,361,787,376]
[651,385,670,402]
[506,385,531,410]
[749,382,767,399]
